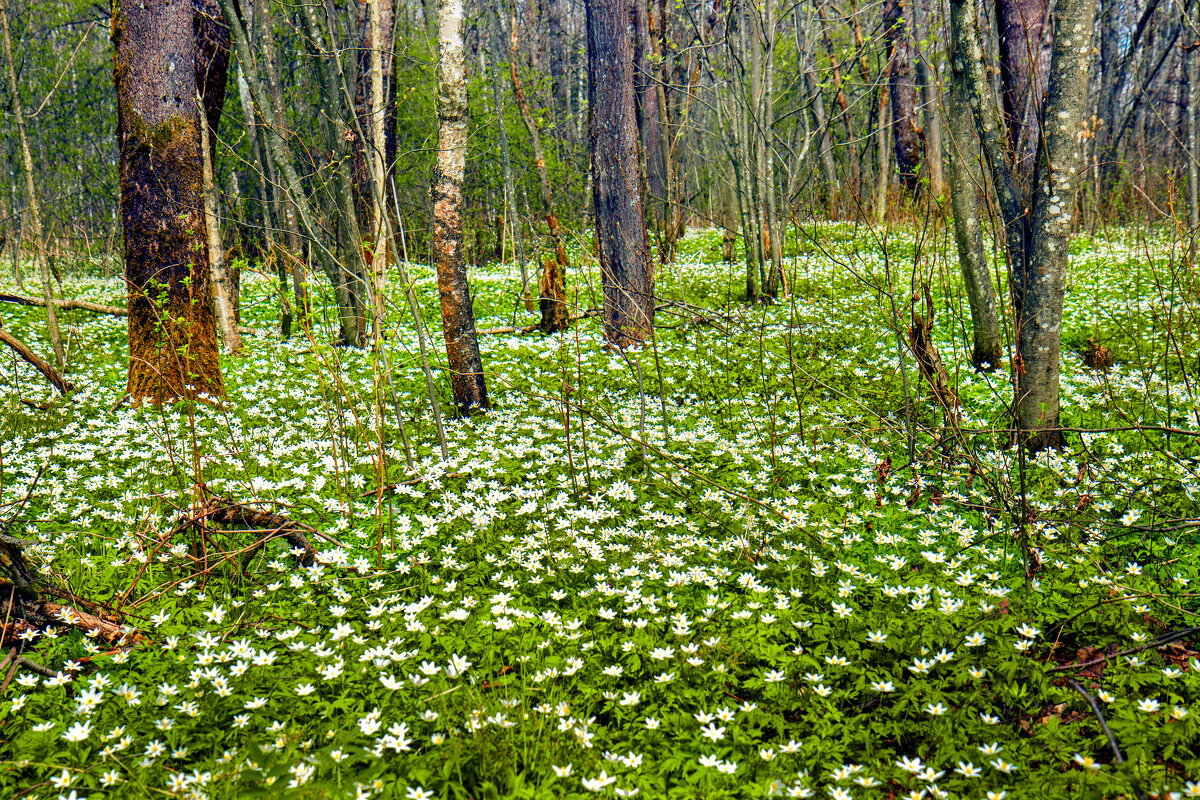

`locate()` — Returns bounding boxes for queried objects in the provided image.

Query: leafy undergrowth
[2,223,1200,799]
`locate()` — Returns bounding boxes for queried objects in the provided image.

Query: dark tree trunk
[435,0,489,413]
[994,0,1052,186]
[883,0,922,197]
[587,0,654,348]
[113,0,224,402]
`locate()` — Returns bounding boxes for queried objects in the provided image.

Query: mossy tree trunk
[946,0,1002,371]
[434,0,489,414]
[113,0,224,403]
[587,0,654,347]
[951,0,1097,450]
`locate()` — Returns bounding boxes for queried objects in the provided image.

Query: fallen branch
[0,293,262,337]
[0,291,127,316]
[478,308,602,336]
[0,328,76,394]
[198,495,318,567]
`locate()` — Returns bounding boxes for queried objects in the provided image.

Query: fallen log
[0,328,76,394]
[197,495,318,567]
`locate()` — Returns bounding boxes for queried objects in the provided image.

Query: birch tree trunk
[434,0,489,412]
[0,0,64,369]
[587,0,654,347]
[113,0,224,402]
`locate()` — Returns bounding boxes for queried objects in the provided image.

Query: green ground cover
[1,223,1199,799]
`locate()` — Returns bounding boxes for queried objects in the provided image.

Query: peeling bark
[434,0,489,413]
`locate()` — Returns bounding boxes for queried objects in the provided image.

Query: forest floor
[1,223,1199,799]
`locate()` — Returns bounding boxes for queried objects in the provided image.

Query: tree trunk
[113,0,224,402]
[761,0,785,298]
[198,89,242,355]
[1190,12,1199,264]
[587,0,654,347]
[510,46,569,333]
[884,0,923,198]
[947,0,1002,370]
[255,3,307,332]
[353,0,393,343]
[0,0,64,369]
[299,3,370,347]
[489,11,527,295]
[1013,0,1096,450]
[794,3,839,217]
[874,77,892,223]
[953,0,1095,449]
[434,0,489,413]
[913,0,943,198]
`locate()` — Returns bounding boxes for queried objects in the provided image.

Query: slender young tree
[946,0,1001,370]
[113,0,224,402]
[193,0,240,355]
[0,0,64,369]
[434,0,489,413]
[587,0,654,347]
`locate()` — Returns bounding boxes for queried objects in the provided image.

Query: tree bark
[489,10,527,295]
[254,3,307,333]
[587,0,654,347]
[198,91,242,355]
[509,43,569,333]
[299,3,370,347]
[113,0,224,403]
[1014,0,1096,450]
[1190,10,1200,264]
[947,0,1002,370]
[884,0,923,198]
[0,0,65,370]
[434,0,489,412]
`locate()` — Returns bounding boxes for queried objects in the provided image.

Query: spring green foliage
[1,224,1199,798]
